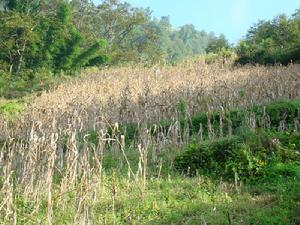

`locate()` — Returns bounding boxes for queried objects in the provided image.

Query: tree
[205,34,232,64]
[71,0,149,63]
[235,8,300,65]
[206,34,230,54]
[0,0,109,74]
[70,0,215,64]
[2,0,42,14]
[73,39,109,68]
[0,11,38,73]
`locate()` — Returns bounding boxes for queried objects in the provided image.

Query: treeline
[236,8,300,65]
[1,0,299,73]
[0,0,217,97]
[68,0,217,64]
[0,0,216,74]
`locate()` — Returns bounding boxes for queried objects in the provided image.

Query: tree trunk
[16,41,27,75]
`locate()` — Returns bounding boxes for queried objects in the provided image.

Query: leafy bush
[174,130,300,179]
[269,131,300,150]
[174,136,259,178]
[0,68,61,99]
[253,100,300,127]
[204,53,220,64]
[0,100,24,119]
[186,99,300,137]
[262,162,300,180]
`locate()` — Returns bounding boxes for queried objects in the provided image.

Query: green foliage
[174,130,300,179]
[87,55,111,67]
[205,34,233,64]
[3,0,41,13]
[178,98,186,121]
[174,136,258,178]
[115,99,300,145]
[0,0,110,98]
[236,9,300,65]
[0,68,61,99]
[160,23,214,63]
[72,1,217,64]
[72,0,154,64]
[261,162,300,181]
[0,99,24,119]
[206,34,230,54]
[204,53,219,64]
[189,99,300,137]
[269,131,300,150]
[56,0,71,23]
[7,171,300,224]
[0,11,38,73]
[6,0,19,11]
[73,39,108,68]
[0,0,109,74]
[252,99,300,128]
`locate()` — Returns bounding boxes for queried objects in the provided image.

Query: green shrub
[0,100,24,119]
[269,131,300,150]
[174,130,300,179]
[253,100,300,128]
[174,136,261,178]
[205,53,220,64]
[265,163,300,178]
[0,68,63,99]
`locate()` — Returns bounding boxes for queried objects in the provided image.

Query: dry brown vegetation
[3,61,300,138]
[0,61,300,224]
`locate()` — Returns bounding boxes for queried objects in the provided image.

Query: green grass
[6,135,300,225]
[0,98,25,119]
[9,163,300,225]
[2,99,300,224]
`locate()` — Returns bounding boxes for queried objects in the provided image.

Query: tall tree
[236,8,300,65]
[0,0,109,74]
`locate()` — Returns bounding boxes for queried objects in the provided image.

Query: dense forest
[0,0,217,71]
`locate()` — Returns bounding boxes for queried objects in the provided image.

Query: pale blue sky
[93,0,300,43]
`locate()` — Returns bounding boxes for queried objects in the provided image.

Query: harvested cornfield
[1,62,300,225]
[2,62,300,139]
